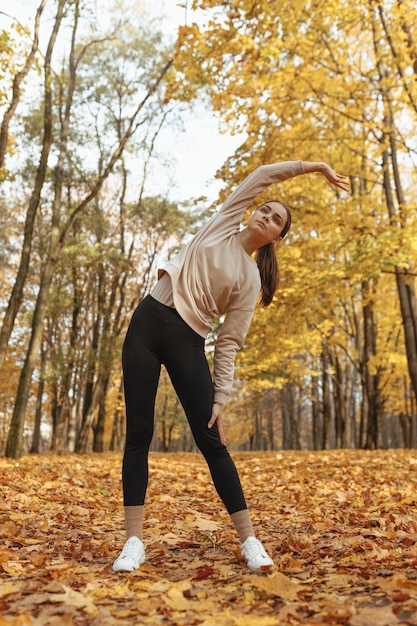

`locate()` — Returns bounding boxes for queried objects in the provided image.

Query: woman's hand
[303,161,351,192]
[208,402,227,446]
[319,163,351,192]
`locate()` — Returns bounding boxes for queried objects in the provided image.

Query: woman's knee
[125,421,154,452]
[194,428,228,458]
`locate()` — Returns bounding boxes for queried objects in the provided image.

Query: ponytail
[255,200,292,307]
[255,244,279,307]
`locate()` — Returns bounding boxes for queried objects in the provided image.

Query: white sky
[0,0,246,203]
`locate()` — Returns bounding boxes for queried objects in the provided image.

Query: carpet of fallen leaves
[1,449,417,626]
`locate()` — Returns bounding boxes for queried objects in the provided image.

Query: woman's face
[248,201,288,244]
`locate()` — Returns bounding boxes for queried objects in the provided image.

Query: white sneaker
[112,536,145,572]
[241,537,274,571]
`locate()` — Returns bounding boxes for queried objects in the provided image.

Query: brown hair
[255,201,291,307]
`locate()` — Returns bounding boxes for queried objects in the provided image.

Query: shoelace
[119,538,141,560]
[244,539,268,560]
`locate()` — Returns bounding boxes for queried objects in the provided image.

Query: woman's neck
[239,228,262,256]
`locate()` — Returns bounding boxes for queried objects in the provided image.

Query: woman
[113,160,350,573]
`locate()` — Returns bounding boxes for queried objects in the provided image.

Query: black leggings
[122,295,247,514]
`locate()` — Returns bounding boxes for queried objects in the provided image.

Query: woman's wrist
[302,161,325,174]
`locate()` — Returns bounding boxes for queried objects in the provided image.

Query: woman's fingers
[208,404,227,446]
[323,165,351,192]
[217,418,227,446]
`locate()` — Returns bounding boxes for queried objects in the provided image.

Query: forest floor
[1,449,417,625]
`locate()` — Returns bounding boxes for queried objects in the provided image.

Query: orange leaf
[253,571,303,601]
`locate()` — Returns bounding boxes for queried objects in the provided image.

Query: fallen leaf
[349,606,399,626]
[192,567,214,580]
[252,571,303,601]
[0,583,21,598]
[48,584,98,614]
[163,582,192,611]
[0,617,34,626]
[235,616,285,626]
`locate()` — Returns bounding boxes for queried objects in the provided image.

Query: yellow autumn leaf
[252,571,303,601]
[48,585,98,614]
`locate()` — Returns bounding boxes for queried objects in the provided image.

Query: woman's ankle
[124,505,144,540]
[230,508,255,544]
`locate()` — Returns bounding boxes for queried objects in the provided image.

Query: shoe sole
[112,556,145,573]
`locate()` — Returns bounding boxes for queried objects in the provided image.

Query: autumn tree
[168,0,417,450]
[0,0,46,172]
[3,0,176,458]
[0,0,65,379]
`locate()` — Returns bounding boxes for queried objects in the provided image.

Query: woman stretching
[113,160,350,572]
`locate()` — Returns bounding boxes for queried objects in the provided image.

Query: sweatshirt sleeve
[212,305,256,405]
[217,161,306,222]
[210,162,305,404]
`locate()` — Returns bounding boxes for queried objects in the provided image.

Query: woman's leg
[121,300,162,507]
[113,298,163,572]
[162,313,247,515]
[162,312,274,570]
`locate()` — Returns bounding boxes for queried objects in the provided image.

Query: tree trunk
[266,401,275,450]
[282,383,300,450]
[362,280,380,449]
[404,380,417,448]
[332,355,346,448]
[389,134,417,404]
[30,377,44,454]
[81,277,101,435]
[382,142,417,405]
[345,362,356,448]
[0,0,66,374]
[92,376,109,452]
[399,413,412,448]
[75,375,106,453]
[372,10,417,415]
[50,276,80,452]
[311,374,321,450]
[0,0,47,168]
[5,1,78,458]
[253,408,262,450]
[67,404,79,453]
[321,344,332,450]
[5,258,57,457]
